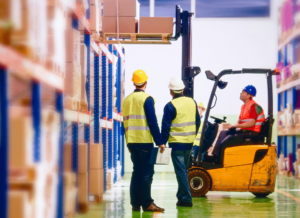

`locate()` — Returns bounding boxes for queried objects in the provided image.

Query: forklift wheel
[252,193,271,198]
[188,169,211,197]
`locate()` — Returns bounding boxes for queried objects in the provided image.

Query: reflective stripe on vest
[240,99,265,132]
[122,92,154,143]
[168,96,197,143]
[193,122,203,146]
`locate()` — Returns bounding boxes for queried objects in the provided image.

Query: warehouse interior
[0,0,300,217]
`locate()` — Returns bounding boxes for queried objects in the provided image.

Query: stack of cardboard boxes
[102,0,137,33]
[80,43,88,112]
[90,144,104,202]
[78,143,89,212]
[8,108,61,218]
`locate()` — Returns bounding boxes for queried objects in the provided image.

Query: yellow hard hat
[132,69,148,85]
[198,102,206,110]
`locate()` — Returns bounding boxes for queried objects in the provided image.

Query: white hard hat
[168,77,185,92]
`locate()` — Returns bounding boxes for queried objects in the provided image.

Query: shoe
[176,201,193,207]
[132,206,140,211]
[142,203,165,212]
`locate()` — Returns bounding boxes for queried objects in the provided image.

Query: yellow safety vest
[122,91,154,143]
[168,96,197,143]
[193,122,203,146]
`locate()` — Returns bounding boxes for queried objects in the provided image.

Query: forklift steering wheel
[210,116,226,124]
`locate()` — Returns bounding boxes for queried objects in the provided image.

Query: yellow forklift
[188,68,279,198]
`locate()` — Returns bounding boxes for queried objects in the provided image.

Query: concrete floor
[77,173,300,218]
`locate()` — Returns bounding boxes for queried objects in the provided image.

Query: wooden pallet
[100,33,171,44]
[80,101,88,113]
[90,194,103,204]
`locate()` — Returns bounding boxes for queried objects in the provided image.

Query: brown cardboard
[90,144,104,169]
[90,4,100,32]
[89,169,104,195]
[64,143,72,172]
[64,172,76,187]
[8,191,31,218]
[78,143,88,174]
[102,17,136,33]
[78,173,88,203]
[103,0,136,17]
[65,62,81,99]
[139,17,173,35]
[65,29,81,63]
[64,187,77,215]
[9,116,33,167]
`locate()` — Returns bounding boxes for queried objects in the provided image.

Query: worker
[209,85,265,163]
[161,77,201,207]
[193,102,206,160]
[122,70,166,212]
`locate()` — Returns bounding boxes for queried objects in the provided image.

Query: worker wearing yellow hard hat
[193,102,206,161]
[122,69,165,212]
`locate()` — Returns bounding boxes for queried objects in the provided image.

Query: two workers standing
[122,70,200,212]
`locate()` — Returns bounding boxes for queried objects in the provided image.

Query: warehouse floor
[77,173,300,218]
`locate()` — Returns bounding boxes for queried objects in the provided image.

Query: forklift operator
[209,85,265,163]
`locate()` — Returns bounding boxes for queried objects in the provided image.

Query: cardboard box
[80,44,87,76]
[90,144,104,169]
[90,3,100,32]
[78,143,88,174]
[9,116,33,167]
[89,169,104,195]
[103,0,136,17]
[78,173,88,203]
[64,172,76,187]
[65,62,81,99]
[139,17,173,35]
[8,191,32,218]
[64,187,77,216]
[64,143,72,172]
[102,17,136,33]
[65,29,81,63]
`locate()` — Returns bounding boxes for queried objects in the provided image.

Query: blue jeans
[129,146,154,208]
[171,150,192,203]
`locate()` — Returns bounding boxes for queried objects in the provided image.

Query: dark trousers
[193,146,199,160]
[129,146,154,208]
[171,150,193,203]
[212,129,259,157]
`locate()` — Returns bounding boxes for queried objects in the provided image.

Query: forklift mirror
[218,80,228,89]
[183,66,201,79]
[205,70,216,81]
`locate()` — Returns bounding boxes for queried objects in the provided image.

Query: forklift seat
[218,116,272,164]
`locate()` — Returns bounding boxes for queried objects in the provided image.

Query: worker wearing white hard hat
[193,102,206,161]
[161,77,201,207]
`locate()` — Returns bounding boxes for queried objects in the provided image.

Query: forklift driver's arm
[228,119,255,129]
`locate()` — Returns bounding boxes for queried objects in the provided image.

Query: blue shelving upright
[101,53,107,191]
[108,44,113,173]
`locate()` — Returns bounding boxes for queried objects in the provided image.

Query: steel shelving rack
[276,0,300,176]
[0,2,126,218]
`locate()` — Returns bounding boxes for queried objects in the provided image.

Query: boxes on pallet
[9,116,34,167]
[103,0,136,17]
[64,172,77,217]
[80,44,87,76]
[102,16,136,33]
[78,173,89,204]
[66,29,81,63]
[8,191,32,218]
[90,144,103,169]
[139,17,174,35]
[79,143,88,174]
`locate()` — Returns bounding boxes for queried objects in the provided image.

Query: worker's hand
[228,124,238,129]
[159,144,166,153]
[128,149,131,153]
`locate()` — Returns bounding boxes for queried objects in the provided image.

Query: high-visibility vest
[122,91,154,143]
[168,96,197,143]
[240,99,265,132]
[193,122,203,146]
